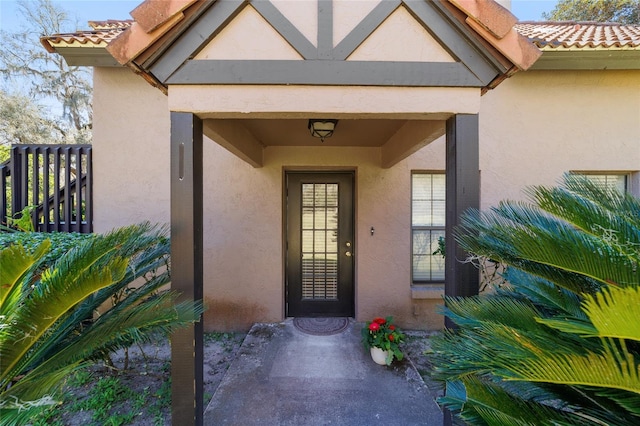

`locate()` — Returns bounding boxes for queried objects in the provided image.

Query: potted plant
[361,316,405,365]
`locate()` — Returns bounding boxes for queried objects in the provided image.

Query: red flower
[373,317,386,325]
[389,325,395,330]
[389,334,394,341]
[369,322,380,331]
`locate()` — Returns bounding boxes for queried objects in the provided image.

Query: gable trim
[149,0,246,83]
[318,0,332,59]
[166,59,483,86]
[403,0,505,85]
[332,0,401,61]
[252,0,317,59]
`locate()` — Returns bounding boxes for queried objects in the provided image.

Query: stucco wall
[479,69,640,206]
[92,68,171,232]
[93,67,639,332]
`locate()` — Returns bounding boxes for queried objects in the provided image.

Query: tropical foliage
[0,223,204,425]
[361,316,406,365]
[431,175,640,425]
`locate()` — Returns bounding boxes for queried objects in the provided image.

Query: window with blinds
[301,183,339,300]
[411,173,446,283]
[577,173,628,193]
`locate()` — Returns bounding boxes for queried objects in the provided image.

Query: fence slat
[2,144,92,234]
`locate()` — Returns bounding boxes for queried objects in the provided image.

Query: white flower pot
[370,347,390,365]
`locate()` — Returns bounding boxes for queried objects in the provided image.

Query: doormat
[293,317,350,336]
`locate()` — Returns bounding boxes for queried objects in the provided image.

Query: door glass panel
[301,183,339,300]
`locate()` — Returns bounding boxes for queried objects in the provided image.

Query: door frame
[283,168,356,318]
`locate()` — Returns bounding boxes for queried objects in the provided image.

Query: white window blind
[411,173,445,283]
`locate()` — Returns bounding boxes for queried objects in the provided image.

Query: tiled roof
[515,22,640,49]
[41,20,132,53]
[43,20,640,55]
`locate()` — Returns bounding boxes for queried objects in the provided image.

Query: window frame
[571,171,630,193]
[411,170,446,285]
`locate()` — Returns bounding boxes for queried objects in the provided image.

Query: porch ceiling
[236,118,407,147]
[201,117,447,169]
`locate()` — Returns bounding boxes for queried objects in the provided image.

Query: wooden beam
[444,114,479,307]
[443,114,479,426]
[167,60,482,87]
[170,112,204,426]
[380,120,446,168]
[203,120,264,168]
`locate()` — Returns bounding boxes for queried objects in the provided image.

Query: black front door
[285,172,355,317]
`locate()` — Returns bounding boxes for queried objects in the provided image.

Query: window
[412,173,445,283]
[577,173,627,193]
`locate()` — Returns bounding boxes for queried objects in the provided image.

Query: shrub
[432,175,640,425]
[0,223,203,425]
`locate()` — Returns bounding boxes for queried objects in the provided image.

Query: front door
[286,172,354,317]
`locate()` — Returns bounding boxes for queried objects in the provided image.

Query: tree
[432,175,640,425]
[0,223,204,424]
[0,0,92,144]
[0,90,66,147]
[542,0,640,24]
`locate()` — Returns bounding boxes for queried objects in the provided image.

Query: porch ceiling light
[308,119,338,142]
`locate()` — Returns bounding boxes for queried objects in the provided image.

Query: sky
[0,0,559,33]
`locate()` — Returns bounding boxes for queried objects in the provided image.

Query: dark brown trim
[150,0,247,83]
[403,0,503,85]
[332,0,401,60]
[317,0,333,59]
[170,112,204,426]
[252,0,317,59]
[167,59,483,86]
[444,114,480,325]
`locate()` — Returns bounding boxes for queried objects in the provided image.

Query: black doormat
[293,317,350,336]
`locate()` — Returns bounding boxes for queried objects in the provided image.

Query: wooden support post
[170,112,204,426]
[443,114,480,426]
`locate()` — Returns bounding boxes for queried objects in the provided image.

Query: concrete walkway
[204,319,443,425]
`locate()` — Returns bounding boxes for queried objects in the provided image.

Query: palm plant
[431,174,640,425]
[0,223,203,425]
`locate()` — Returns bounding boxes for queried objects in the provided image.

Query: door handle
[345,251,352,257]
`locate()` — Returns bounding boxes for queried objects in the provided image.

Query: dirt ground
[47,329,439,425]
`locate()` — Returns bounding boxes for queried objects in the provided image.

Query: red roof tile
[41,21,133,53]
[515,22,640,49]
[43,20,640,56]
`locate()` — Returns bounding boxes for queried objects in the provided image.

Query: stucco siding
[479,69,640,206]
[92,68,171,232]
[92,66,639,332]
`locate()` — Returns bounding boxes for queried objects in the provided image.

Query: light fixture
[308,119,338,142]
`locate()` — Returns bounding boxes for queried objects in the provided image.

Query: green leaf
[583,286,640,341]
[0,240,50,311]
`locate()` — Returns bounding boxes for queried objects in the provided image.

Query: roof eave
[530,49,640,70]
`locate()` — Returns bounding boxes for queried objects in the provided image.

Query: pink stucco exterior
[85,1,639,331]
[93,64,639,331]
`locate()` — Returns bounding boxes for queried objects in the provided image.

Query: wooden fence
[1,144,93,233]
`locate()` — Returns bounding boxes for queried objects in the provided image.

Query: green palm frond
[458,203,638,291]
[434,177,640,425]
[0,236,129,383]
[443,295,544,332]
[540,286,640,341]
[528,180,640,257]
[508,347,640,396]
[561,174,640,229]
[583,286,640,341]
[499,268,585,318]
[17,293,201,382]
[440,376,585,426]
[0,240,49,311]
[29,228,171,366]
[0,223,202,420]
